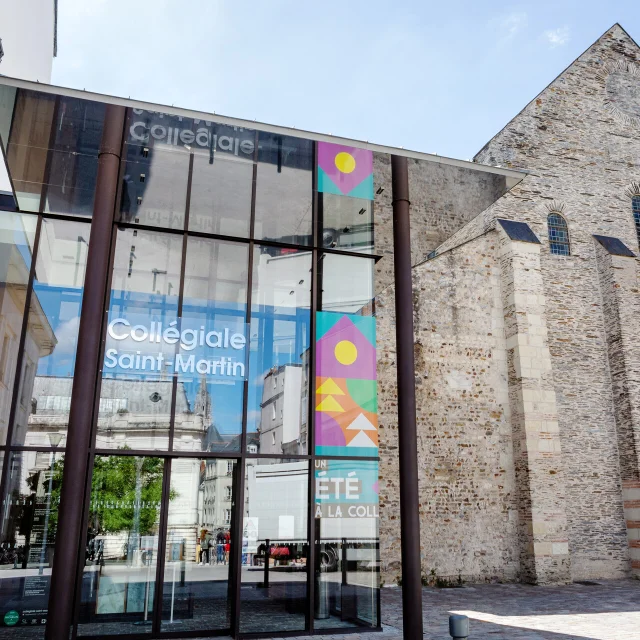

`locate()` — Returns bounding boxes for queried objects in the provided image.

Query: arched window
[547,213,570,255]
[633,195,640,246]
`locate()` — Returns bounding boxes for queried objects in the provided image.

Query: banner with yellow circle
[315,311,378,457]
[317,141,374,200]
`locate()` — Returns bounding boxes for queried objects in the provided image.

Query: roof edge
[0,75,525,184]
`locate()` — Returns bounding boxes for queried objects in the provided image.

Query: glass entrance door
[78,455,164,636]
[76,456,238,637]
[159,458,236,633]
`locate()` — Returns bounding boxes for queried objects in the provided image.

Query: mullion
[70,448,97,640]
[153,152,194,631]
[168,151,193,452]
[231,129,258,637]
[72,111,129,639]
[307,141,319,633]
[153,456,173,634]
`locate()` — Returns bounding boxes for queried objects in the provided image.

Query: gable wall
[472,25,640,580]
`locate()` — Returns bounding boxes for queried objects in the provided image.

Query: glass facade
[0,83,380,639]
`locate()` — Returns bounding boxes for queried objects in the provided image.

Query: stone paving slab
[381,578,640,639]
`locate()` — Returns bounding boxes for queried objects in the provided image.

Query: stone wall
[471,24,639,581]
[373,153,509,295]
[373,153,513,584]
[377,230,520,584]
[594,240,640,577]
[376,23,640,586]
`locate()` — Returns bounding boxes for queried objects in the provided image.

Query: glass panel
[176,238,248,453]
[0,212,37,445]
[254,133,313,245]
[314,459,379,629]
[316,255,377,457]
[3,91,55,213]
[188,145,253,238]
[316,142,374,253]
[3,90,105,216]
[0,450,63,637]
[42,151,100,217]
[78,455,163,636]
[97,229,182,450]
[121,110,257,232]
[160,458,236,632]
[12,219,90,447]
[240,458,308,634]
[248,246,311,454]
[320,253,374,315]
[120,147,189,230]
[320,194,373,254]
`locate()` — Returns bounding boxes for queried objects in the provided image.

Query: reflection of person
[199,530,210,565]
[224,530,231,564]
[96,539,104,566]
[86,528,96,563]
[216,530,225,564]
[242,535,248,565]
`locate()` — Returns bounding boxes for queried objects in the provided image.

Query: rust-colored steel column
[391,154,423,640]
[46,104,126,640]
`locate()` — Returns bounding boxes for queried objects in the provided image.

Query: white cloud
[490,11,528,41]
[544,26,570,48]
[501,11,528,38]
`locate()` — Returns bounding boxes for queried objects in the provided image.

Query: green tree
[88,455,165,534]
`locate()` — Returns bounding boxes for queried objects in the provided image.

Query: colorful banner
[315,311,377,457]
[314,459,379,520]
[317,141,373,200]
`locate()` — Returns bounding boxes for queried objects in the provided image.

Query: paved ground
[3,577,637,640]
[273,579,640,640]
[377,578,640,640]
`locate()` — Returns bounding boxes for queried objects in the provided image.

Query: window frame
[547,211,571,256]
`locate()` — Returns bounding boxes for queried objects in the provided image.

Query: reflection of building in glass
[200,459,234,533]
[20,376,215,449]
[259,364,305,455]
[0,289,55,443]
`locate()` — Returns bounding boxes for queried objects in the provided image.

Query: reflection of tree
[88,456,167,534]
[15,456,65,543]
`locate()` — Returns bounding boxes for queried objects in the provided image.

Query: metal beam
[391,154,423,640]
[45,103,126,640]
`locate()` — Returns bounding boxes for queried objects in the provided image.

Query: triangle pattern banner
[315,311,378,457]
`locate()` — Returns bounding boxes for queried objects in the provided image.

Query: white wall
[0,0,55,83]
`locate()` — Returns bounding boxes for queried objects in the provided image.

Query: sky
[53,0,640,165]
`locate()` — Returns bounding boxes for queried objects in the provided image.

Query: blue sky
[53,1,639,163]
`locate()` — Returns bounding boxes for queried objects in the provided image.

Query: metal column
[391,154,423,640]
[45,104,126,640]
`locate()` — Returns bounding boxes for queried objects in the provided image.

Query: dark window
[548,213,570,256]
[254,133,313,245]
[633,195,640,247]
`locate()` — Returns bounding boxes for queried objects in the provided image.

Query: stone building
[377,23,640,586]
